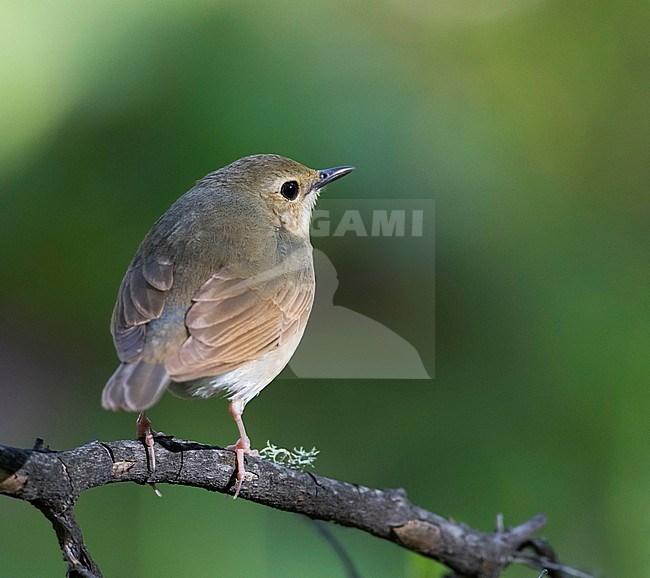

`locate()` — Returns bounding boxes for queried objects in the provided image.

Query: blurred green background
[0,1,647,576]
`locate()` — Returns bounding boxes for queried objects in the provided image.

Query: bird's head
[215,154,354,239]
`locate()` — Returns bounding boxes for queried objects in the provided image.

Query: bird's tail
[101,360,170,412]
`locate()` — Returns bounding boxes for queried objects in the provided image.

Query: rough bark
[0,438,590,578]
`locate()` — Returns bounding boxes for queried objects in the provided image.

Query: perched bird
[101,154,354,496]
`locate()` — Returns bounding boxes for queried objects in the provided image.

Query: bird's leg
[225,399,259,498]
[136,410,162,472]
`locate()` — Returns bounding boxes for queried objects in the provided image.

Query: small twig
[309,519,361,578]
[515,552,596,578]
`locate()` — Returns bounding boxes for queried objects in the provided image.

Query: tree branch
[0,438,590,578]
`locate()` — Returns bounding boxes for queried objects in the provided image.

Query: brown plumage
[101,154,354,496]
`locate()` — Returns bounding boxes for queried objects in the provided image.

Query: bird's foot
[136,411,164,473]
[225,437,259,499]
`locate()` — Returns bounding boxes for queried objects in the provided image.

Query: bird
[101,154,354,497]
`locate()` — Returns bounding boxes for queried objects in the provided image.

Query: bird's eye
[280,181,299,201]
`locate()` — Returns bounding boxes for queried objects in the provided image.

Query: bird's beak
[312,165,355,191]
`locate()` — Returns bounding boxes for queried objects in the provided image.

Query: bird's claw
[226,438,258,499]
[136,412,161,472]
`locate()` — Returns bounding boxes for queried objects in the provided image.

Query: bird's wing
[166,261,314,382]
[111,257,174,363]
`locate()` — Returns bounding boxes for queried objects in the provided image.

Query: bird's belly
[168,329,304,404]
